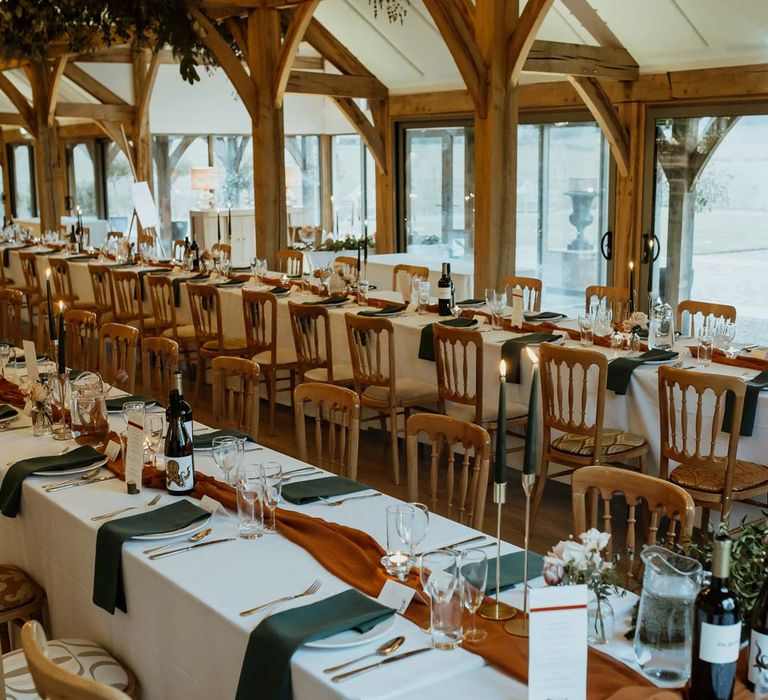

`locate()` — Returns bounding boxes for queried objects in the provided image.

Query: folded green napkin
[607,349,678,395]
[93,500,209,614]
[8,354,47,365]
[501,333,559,383]
[192,428,252,449]
[218,278,245,287]
[485,551,546,593]
[457,298,485,306]
[281,476,368,504]
[105,394,156,412]
[358,305,407,317]
[0,404,18,420]
[418,317,478,361]
[301,296,348,306]
[235,589,394,700]
[722,369,768,437]
[269,286,290,295]
[171,273,208,306]
[66,254,98,262]
[524,311,566,321]
[0,446,103,518]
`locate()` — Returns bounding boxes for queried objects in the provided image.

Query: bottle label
[437,287,451,300]
[165,454,195,493]
[699,621,742,663]
[749,630,768,685]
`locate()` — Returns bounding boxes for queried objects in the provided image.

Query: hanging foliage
[368,0,410,23]
[0,0,213,84]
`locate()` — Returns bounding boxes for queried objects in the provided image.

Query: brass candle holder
[504,472,536,636]
[477,482,516,621]
[53,371,72,441]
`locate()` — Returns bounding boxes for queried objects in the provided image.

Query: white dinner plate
[132,515,212,541]
[303,614,397,649]
[33,456,109,477]
[526,334,566,347]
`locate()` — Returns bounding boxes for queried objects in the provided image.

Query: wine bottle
[437,262,453,317]
[163,388,195,495]
[190,238,200,271]
[747,565,768,690]
[690,535,742,700]
[168,371,193,438]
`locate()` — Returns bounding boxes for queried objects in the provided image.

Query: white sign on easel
[130,181,159,230]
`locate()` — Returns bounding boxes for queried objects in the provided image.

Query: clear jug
[70,372,109,444]
[649,299,675,350]
[634,545,702,682]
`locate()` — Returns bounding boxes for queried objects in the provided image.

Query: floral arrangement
[317,235,377,252]
[22,380,52,436]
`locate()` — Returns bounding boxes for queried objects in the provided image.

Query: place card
[528,584,588,700]
[377,578,416,614]
[22,340,39,381]
[125,414,144,494]
[105,439,122,462]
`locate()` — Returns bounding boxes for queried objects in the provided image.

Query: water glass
[577,315,594,346]
[0,343,11,376]
[408,503,429,562]
[697,325,715,367]
[382,504,414,580]
[409,275,422,305]
[235,464,263,540]
[610,330,624,358]
[460,549,488,642]
[259,461,283,534]
[420,550,462,649]
[145,415,164,468]
[357,280,370,306]
[211,436,244,485]
[417,281,431,315]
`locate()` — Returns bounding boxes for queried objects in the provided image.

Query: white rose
[580,528,610,552]
[560,540,588,568]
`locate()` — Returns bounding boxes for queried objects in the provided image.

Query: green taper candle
[523,356,539,475]
[495,359,507,484]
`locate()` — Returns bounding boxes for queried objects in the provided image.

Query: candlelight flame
[58,301,65,311]
[499,359,506,377]
[45,267,51,279]
[629,261,634,270]
[525,346,539,364]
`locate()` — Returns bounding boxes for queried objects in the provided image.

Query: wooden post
[0,130,11,222]
[132,47,157,191]
[371,99,393,253]
[320,133,332,233]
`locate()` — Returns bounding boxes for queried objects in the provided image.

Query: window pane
[653,114,768,344]
[403,125,472,262]
[105,143,133,233]
[285,135,321,227]
[331,134,364,237]
[71,143,96,216]
[213,135,253,208]
[12,145,33,219]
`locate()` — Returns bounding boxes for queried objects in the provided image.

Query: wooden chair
[106,231,123,241]
[585,284,631,320]
[0,289,23,347]
[294,382,360,480]
[676,300,737,336]
[98,323,138,394]
[48,257,95,310]
[87,264,116,324]
[501,275,542,312]
[406,413,491,530]
[17,251,43,328]
[187,284,248,402]
[18,620,135,699]
[276,249,303,276]
[433,322,527,463]
[572,466,696,576]
[288,302,353,386]
[334,256,359,278]
[345,313,439,485]
[0,259,14,289]
[212,242,231,262]
[242,289,297,435]
[64,309,98,373]
[392,264,429,296]
[532,343,650,524]
[145,275,196,368]
[658,366,768,532]
[171,239,187,259]
[210,356,260,438]
[0,564,45,654]
[141,337,179,401]
[110,268,156,334]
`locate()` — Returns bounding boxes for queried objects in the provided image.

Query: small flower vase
[31,401,53,437]
[587,592,614,645]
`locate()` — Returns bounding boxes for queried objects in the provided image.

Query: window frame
[7,141,36,219]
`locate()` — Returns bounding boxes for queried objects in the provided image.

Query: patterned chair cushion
[551,428,646,457]
[3,639,130,699]
[0,566,41,613]
[671,459,768,494]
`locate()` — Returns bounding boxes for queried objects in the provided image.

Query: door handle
[600,230,612,261]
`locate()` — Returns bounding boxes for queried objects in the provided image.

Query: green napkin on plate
[485,551,546,593]
[358,305,407,317]
[269,286,290,295]
[457,299,485,306]
[501,333,560,383]
[524,311,566,322]
[0,404,18,420]
[235,589,394,700]
[192,428,252,449]
[105,394,156,412]
[93,500,209,614]
[281,476,368,504]
[418,317,478,361]
[0,445,103,518]
[8,354,47,366]
[607,349,678,395]
[66,254,98,262]
[218,278,245,287]
[301,296,348,306]
[722,369,768,437]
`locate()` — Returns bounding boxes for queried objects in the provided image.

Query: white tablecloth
[363,254,474,300]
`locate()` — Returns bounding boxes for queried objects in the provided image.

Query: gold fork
[239,579,322,617]
[91,494,161,522]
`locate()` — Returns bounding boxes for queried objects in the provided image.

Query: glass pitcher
[70,371,109,444]
[634,545,702,682]
[649,299,675,350]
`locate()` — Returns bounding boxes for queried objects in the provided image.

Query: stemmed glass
[0,343,11,377]
[145,416,164,468]
[211,436,244,485]
[408,503,429,563]
[459,549,488,642]
[420,549,460,649]
[260,461,283,534]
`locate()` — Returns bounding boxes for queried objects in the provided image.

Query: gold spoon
[142,527,213,555]
[322,636,406,674]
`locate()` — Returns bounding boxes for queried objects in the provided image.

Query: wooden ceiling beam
[274,1,319,107]
[64,63,129,105]
[0,72,35,135]
[72,47,134,63]
[135,50,160,128]
[224,17,250,60]
[45,57,68,125]
[525,40,638,80]
[507,0,554,86]
[303,17,375,78]
[0,113,26,126]
[286,70,385,99]
[55,102,135,121]
[332,97,385,173]
[559,0,623,49]
[568,75,629,176]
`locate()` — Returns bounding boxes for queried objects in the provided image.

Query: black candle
[363,219,368,266]
[45,268,56,342]
[523,356,539,476]
[217,213,221,244]
[647,238,654,296]
[494,360,507,484]
[629,261,635,313]
[227,205,232,241]
[57,302,65,374]
[356,240,361,274]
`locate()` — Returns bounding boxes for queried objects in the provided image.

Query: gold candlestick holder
[53,371,72,441]
[504,472,535,636]
[477,482,516,621]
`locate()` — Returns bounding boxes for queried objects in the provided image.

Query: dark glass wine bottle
[163,388,195,495]
[437,262,453,316]
[690,535,742,700]
[167,371,193,438]
[747,566,768,690]
[190,238,200,271]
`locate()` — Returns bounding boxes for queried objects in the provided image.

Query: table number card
[528,584,588,700]
[125,415,144,493]
[22,341,39,381]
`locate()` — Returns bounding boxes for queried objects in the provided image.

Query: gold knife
[331,647,432,682]
[415,534,486,557]
[149,537,235,560]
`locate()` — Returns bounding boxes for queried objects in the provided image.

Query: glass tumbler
[420,550,462,649]
[235,464,264,540]
[697,325,714,367]
[578,315,594,346]
[381,504,414,580]
[417,282,431,315]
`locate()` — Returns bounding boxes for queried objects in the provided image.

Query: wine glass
[145,415,164,468]
[420,549,459,646]
[408,503,429,561]
[211,436,243,485]
[260,461,283,534]
[459,549,488,642]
